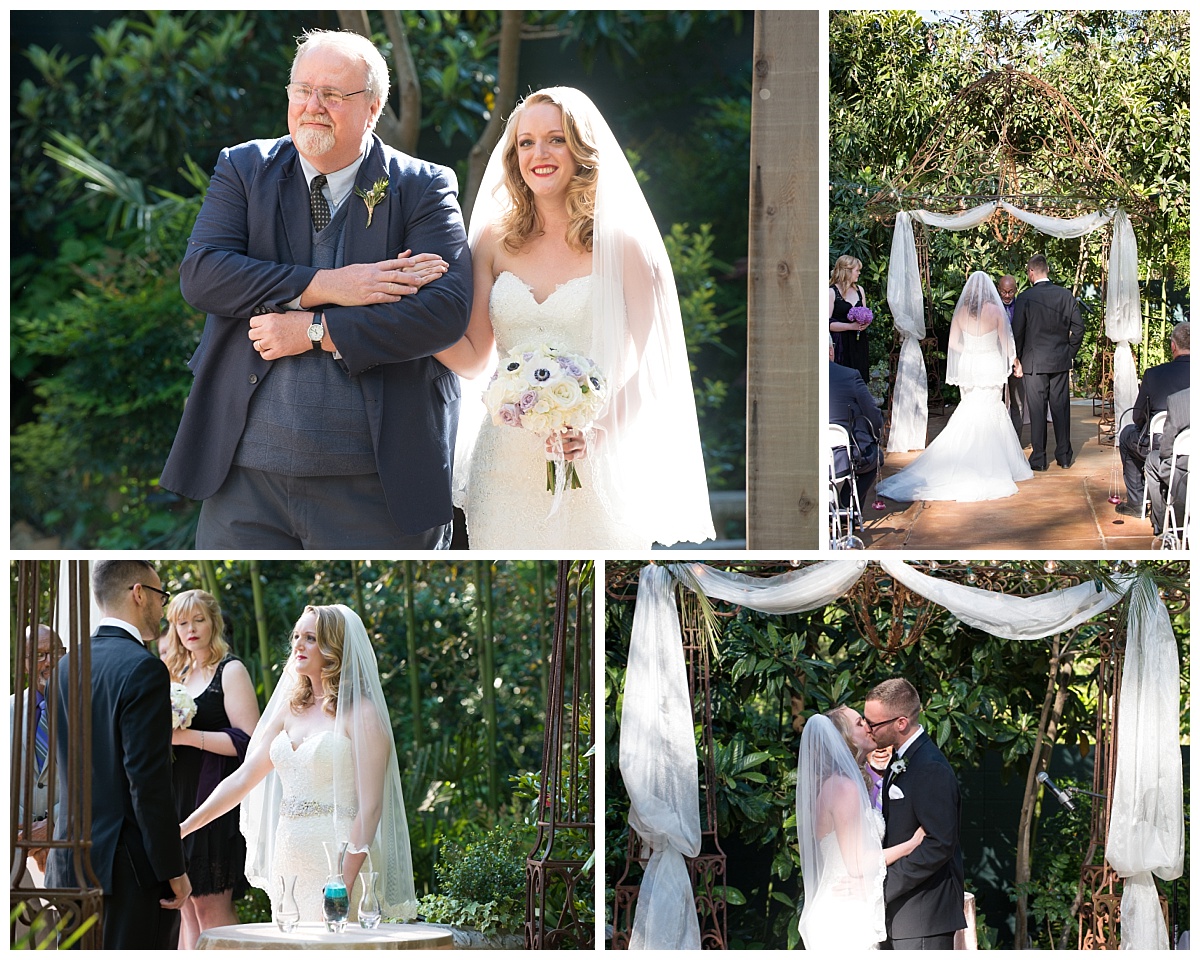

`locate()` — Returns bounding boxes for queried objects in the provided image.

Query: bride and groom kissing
[797,678,966,950]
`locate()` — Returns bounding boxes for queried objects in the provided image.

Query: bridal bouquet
[170,682,197,730]
[847,305,874,327]
[484,344,608,492]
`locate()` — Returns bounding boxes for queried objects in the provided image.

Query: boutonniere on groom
[355,176,389,227]
[890,756,908,777]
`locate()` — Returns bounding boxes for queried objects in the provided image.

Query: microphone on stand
[1037,771,1076,811]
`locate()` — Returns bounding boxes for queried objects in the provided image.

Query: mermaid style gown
[461,270,649,549]
[877,330,1033,502]
[268,729,359,922]
[798,811,887,950]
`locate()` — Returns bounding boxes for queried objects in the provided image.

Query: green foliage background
[828,10,1189,393]
[10,11,751,546]
[604,559,1189,949]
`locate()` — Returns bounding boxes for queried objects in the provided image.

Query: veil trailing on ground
[795,714,886,949]
[945,271,1015,387]
[242,604,418,919]
[459,86,715,546]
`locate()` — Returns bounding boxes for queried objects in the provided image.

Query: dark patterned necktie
[310,174,331,231]
[33,693,50,773]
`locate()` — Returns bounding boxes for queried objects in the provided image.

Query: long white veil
[241,604,418,919]
[795,714,886,948]
[459,87,715,546]
[945,271,1016,386]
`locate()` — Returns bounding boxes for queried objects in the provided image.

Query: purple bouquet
[847,305,873,327]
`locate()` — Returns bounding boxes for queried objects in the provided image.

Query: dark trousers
[1145,450,1187,534]
[886,932,957,950]
[197,466,452,549]
[1023,371,1071,468]
[102,844,180,950]
[1118,423,1152,506]
[1006,373,1025,441]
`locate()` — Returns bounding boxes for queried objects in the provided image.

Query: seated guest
[1145,388,1189,536]
[1116,322,1190,516]
[829,335,884,507]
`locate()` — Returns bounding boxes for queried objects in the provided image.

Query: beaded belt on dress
[279,798,358,819]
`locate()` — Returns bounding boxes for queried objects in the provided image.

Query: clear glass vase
[321,841,350,933]
[274,874,300,933]
[358,870,382,929]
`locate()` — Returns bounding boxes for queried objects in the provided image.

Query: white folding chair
[1141,410,1169,518]
[1159,427,1191,550]
[828,423,862,548]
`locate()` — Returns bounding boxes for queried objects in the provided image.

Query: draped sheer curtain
[618,561,1181,950]
[884,204,1140,452]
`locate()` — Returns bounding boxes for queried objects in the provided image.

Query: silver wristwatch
[307,309,325,352]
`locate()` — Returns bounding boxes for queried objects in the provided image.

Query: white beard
[294,123,335,157]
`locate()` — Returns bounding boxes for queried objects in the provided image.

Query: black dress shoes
[1057,455,1075,469]
[1114,501,1141,518]
[1028,461,1049,472]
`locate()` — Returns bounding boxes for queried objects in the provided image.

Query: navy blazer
[46,626,185,895]
[1130,354,1190,434]
[160,134,473,534]
[1012,280,1084,375]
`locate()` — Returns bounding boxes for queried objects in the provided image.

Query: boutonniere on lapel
[890,757,908,777]
[354,176,389,227]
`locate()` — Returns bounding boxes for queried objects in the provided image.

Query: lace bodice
[490,270,594,354]
[459,270,648,550]
[269,729,356,814]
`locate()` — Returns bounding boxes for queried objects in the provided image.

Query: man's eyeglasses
[285,83,367,108]
[864,715,905,733]
[131,583,171,605]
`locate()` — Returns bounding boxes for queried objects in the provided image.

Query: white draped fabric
[886,213,929,452]
[1105,576,1184,950]
[1106,211,1142,423]
[885,203,1140,451]
[620,561,1181,950]
[619,565,701,950]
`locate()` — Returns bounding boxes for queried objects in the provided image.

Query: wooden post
[747,11,820,548]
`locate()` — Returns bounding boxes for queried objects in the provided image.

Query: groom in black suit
[865,678,965,950]
[45,561,190,948]
[1012,254,1084,470]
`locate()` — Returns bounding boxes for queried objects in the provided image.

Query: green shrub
[419,822,535,933]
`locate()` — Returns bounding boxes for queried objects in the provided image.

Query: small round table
[196,922,454,950]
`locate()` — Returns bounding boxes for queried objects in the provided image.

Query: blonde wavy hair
[825,705,872,791]
[288,605,345,719]
[829,255,863,295]
[497,88,599,255]
[163,589,229,682]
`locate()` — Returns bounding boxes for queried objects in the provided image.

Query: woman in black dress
[829,254,872,383]
[164,589,260,949]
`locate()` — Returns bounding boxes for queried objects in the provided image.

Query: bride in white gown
[436,87,715,549]
[796,708,925,950]
[181,605,416,923]
[877,271,1033,502]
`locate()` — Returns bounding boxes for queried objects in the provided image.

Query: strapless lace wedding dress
[269,729,359,922]
[798,812,887,950]
[877,330,1033,502]
[461,270,649,550]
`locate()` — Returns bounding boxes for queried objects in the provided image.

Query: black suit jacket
[1158,388,1190,464]
[160,134,473,534]
[1012,280,1084,374]
[1130,355,1190,435]
[46,626,185,895]
[829,360,884,469]
[882,731,966,940]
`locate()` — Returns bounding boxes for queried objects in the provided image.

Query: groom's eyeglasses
[130,583,171,605]
[864,715,904,733]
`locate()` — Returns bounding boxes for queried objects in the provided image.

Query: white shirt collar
[97,616,147,644]
[298,150,367,213]
[895,723,924,759]
[1033,277,1051,285]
